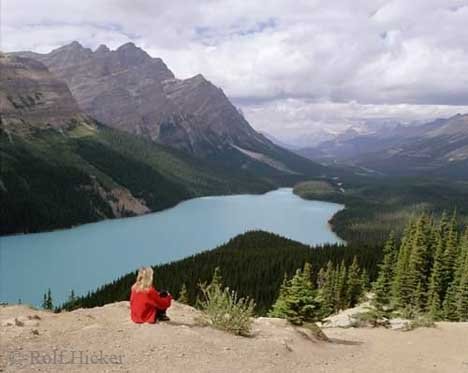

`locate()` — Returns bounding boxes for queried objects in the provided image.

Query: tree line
[59,231,382,314]
[266,212,467,324]
[373,212,468,321]
[268,257,369,324]
[58,213,467,322]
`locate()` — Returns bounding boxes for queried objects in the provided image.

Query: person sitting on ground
[130,266,172,323]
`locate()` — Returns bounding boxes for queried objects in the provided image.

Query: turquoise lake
[0,188,344,306]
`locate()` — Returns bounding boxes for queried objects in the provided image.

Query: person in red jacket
[130,267,172,324]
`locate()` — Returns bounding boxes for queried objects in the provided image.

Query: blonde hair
[133,267,154,292]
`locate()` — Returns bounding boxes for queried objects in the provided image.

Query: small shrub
[399,306,418,320]
[407,315,436,331]
[178,283,189,304]
[352,309,390,328]
[197,268,256,336]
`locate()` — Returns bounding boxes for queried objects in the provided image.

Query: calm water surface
[0,188,344,306]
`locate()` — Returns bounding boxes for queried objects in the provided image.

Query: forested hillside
[60,231,382,314]
[61,213,468,323]
[294,179,468,244]
[0,123,278,235]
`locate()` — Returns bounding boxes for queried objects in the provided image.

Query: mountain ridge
[13,42,325,179]
[0,54,286,235]
[14,43,275,154]
[0,53,90,133]
[297,114,468,179]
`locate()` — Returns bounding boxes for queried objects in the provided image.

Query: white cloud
[2,0,468,137]
[243,99,468,141]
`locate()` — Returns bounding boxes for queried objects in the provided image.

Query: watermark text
[8,349,124,368]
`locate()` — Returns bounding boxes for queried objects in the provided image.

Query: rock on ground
[320,301,373,328]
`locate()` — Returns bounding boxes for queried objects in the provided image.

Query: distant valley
[296,114,468,180]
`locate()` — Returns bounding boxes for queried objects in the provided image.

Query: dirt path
[1,302,467,373]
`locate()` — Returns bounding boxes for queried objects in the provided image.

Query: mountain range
[1,45,325,235]
[298,114,468,180]
[14,44,288,160]
[3,41,465,236]
[15,42,324,175]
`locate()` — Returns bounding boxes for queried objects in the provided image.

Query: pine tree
[47,288,53,310]
[405,215,432,311]
[441,212,459,299]
[427,217,447,319]
[456,229,468,321]
[392,218,417,307]
[303,261,313,282]
[444,227,467,321]
[414,281,425,313]
[428,291,441,319]
[63,289,77,311]
[318,261,336,316]
[334,260,347,311]
[316,267,326,289]
[284,263,320,325]
[346,256,363,307]
[443,283,458,321]
[42,292,48,310]
[361,268,370,292]
[268,274,291,318]
[43,288,53,310]
[178,283,189,304]
[373,232,397,308]
[456,266,468,321]
[269,263,320,325]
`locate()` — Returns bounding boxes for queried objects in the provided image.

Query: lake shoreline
[0,187,278,239]
[2,186,348,241]
[1,188,344,306]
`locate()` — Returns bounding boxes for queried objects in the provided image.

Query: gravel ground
[1,302,467,373]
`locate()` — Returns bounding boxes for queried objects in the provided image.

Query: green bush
[268,263,322,325]
[352,308,390,328]
[407,315,436,331]
[197,268,255,336]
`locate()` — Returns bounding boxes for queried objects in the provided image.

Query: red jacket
[130,286,172,324]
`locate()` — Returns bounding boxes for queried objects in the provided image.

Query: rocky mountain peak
[45,41,93,67]
[66,40,84,49]
[94,44,110,54]
[117,41,138,50]
[187,74,211,87]
[113,42,153,66]
[116,42,147,55]
[70,40,82,47]
[11,42,319,172]
[51,40,89,54]
[0,54,86,132]
[191,73,207,81]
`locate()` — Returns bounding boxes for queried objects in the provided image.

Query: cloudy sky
[2,0,468,141]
